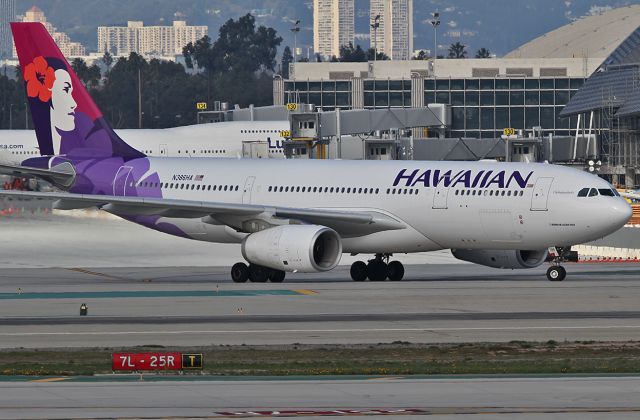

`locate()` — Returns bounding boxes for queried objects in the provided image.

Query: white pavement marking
[3,325,640,336]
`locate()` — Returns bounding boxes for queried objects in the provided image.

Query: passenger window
[577,188,589,197]
[588,188,599,197]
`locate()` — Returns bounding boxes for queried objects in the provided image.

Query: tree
[182,14,283,105]
[412,50,429,60]
[70,58,101,88]
[101,51,114,71]
[448,42,467,59]
[366,48,389,61]
[475,47,491,58]
[281,46,293,78]
[339,42,367,62]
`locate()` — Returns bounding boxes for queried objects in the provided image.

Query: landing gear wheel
[367,260,388,281]
[249,264,269,283]
[269,269,286,283]
[231,263,249,283]
[387,261,405,281]
[350,261,368,282]
[546,266,566,282]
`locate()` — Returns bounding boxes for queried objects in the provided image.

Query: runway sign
[112,352,202,371]
[181,353,203,369]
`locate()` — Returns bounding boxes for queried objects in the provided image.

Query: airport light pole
[430,12,440,74]
[24,101,28,129]
[370,14,381,62]
[291,20,301,64]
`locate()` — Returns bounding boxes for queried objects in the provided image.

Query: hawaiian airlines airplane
[0,23,632,283]
[0,121,287,165]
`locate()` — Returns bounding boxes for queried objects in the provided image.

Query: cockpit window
[578,188,589,197]
[588,188,599,197]
[598,189,615,197]
[613,189,621,197]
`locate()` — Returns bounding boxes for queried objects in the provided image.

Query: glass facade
[283,77,585,138]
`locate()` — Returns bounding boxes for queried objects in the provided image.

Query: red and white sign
[112,352,181,371]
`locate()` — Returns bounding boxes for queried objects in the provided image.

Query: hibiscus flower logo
[24,56,56,102]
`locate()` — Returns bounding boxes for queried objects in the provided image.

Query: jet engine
[241,225,342,272]
[451,249,548,269]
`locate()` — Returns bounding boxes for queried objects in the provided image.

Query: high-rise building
[313,0,354,59]
[98,20,208,57]
[370,0,413,60]
[0,0,16,59]
[13,6,86,57]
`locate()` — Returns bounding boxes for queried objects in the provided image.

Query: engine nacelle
[451,249,548,269]
[241,225,342,273]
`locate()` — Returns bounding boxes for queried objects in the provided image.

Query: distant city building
[0,0,16,59]
[313,0,354,59]
[13,5,86,57]
[98,20,208,57]
[370,0,413,60]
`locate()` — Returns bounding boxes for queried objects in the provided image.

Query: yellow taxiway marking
[67,268,152,283]
[30,377,70,383]
[294,289,318,295]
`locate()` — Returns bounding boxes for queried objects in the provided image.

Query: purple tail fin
[12,22,144,160]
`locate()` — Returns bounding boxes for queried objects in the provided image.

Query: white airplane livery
[0,121,288,164]
[0,22,632,283]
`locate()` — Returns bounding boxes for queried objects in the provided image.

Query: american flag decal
[195,175,204,181]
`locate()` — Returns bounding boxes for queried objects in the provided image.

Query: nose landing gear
[546,246,578,282]
[350,254,405,282]
[546,265,566,282]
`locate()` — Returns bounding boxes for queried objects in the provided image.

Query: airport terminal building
[273,6,640,185]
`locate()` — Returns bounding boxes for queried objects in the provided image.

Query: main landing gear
[546,246,579,282]
[350,254,405,282]
[231,262,286,283]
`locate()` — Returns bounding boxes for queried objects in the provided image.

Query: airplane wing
[0,190,405,237]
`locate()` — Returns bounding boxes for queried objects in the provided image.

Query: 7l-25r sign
[112,352,203,371]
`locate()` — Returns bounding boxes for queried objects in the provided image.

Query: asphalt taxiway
[1,375,639,419]
[0,263,639,347]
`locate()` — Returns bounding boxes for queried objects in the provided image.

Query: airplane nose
[607,199,633,231]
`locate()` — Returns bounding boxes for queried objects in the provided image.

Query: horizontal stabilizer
[0,162,75,187]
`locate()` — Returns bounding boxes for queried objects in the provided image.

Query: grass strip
[2,340,640,376]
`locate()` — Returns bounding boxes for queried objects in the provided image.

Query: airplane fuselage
[74,157,630,254]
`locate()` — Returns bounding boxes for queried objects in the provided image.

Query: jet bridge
[285,105,451,159]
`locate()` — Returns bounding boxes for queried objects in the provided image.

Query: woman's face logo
[50,69,77,132]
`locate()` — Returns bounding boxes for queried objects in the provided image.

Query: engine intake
[451,249,548,269]
[241,225,342,272]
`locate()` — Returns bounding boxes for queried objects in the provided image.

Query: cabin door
[530,177,554,211]
[242,176,256,204]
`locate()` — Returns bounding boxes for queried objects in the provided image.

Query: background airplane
[0,120,288,165]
